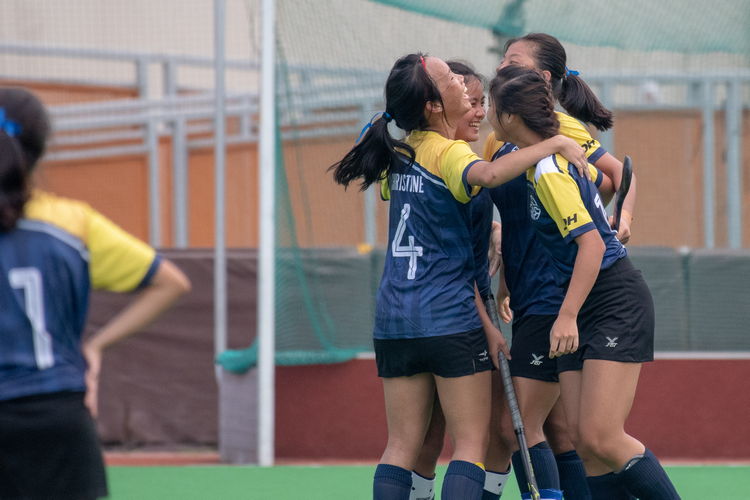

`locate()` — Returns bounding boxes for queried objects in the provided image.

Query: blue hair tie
[565,67,580,77]
[0,108,21,137]
[355,112,391,144]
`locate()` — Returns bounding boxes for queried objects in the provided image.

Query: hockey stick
[483,295,540,500]
[612,155,633,231]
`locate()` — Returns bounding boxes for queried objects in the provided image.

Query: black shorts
[374,328,493,378]
[0,391,108,500]
[557,257,655,373]
[509,314,559,382]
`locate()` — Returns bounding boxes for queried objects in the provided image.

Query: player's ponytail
[0,131,29,231]
[0,88,51,231]
[0,88,51,170]
[330,53,439,191]
[559,72,613,131]
[505,33,613,131]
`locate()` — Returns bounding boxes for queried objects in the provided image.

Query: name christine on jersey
[390,173,424,194]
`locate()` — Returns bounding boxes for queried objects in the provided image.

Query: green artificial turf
[107,464,750,499]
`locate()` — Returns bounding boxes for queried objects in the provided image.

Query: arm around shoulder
[467,135,587,188]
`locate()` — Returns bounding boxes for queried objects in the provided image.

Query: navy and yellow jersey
[470,188,493,299]
[556,112,607,164]
[488,143,559,317]
[527,154,626,284]
[482,111,607,317]
[482,111,607,167]
[376,131,483,339]
[0,190,160,401]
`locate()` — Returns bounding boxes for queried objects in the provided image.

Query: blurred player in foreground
[0,87,191,500]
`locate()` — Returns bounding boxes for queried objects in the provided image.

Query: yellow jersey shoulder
[482,133,504,160]
[24,190,93,241]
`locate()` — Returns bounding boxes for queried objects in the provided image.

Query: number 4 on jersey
[391,203,423,280]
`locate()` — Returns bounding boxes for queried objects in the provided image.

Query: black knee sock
[441,460,485,500]
[555,450,591,500]
[587,472,634,500]
[512,442,562,499]
[617,449,680,500]
[374,464,412,500]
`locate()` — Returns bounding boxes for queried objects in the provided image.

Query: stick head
[613,155,633,231]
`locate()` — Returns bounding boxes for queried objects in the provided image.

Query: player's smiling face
[454,78,485,143]
[497,40,538,72]
[424,57,471,121]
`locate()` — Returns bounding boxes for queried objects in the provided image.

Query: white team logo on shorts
[530,353,544,366]
[606,337,619,348]
[477,350,489,362]
[530,197,541,221]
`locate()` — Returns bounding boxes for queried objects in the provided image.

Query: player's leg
[559,358,625,500]
[578,360,679,500]
[575,257,677,499]
[410,396,445,500]
[377,373,436,500]
[544,399,590,500]
[576,359,642,499]
[483,370,514,499]
[507,314,564,499]
[510,376,562,500]
[431,327,495,500]
[435,369,491,500]
[375,336,440,499]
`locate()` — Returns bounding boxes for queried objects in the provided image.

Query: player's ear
[425,100,442,114]
[540,69,552,83]
[503,113,514,126]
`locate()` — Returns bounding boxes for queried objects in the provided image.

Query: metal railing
[2,42,748,248]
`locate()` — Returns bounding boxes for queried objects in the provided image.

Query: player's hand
[498,294,513,324]
[82,342,103,418]
[488,221,503,277]
[549,313,579,358]
[609,209,633,244]
[556,135,589,180]
[485,325,511,369]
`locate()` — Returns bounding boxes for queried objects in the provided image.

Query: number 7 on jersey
[9,267,54,370]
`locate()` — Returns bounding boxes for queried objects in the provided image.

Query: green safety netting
[372,0,750,54]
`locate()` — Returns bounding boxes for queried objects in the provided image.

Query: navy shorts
[557,257,655,373]
[374,327,493,378]
[509,314,559,382]
[0,391,108,500]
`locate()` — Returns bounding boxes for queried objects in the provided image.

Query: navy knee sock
[374,464,413,500]
[587,472,634,500]
[441,460,485,500]
[512,442,562,499]
[617,449,680,500]
[555,450,591,500]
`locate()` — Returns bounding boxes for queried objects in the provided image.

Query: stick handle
[483,296,541,500]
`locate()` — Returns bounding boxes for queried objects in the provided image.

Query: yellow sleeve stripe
[534,157,594,240]
[439,141,481,204]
